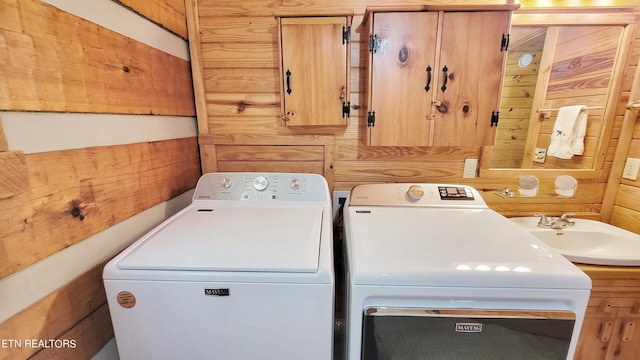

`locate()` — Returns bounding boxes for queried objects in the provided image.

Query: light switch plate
[622,158,640,181]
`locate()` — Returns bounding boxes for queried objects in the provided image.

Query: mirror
[490,24,626,169]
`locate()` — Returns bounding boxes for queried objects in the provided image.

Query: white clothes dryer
[343,183,591,360]
[104,172,334,360]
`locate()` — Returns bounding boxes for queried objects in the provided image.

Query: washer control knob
[290,178,300,190]
[253,176,269,191]
[219,177,232,189]
[407,185,424,201]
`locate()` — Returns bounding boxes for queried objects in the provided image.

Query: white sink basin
[510,217,640,266]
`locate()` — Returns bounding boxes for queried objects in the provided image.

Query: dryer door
[362,307,576,360]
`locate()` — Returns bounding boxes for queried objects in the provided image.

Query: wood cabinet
[365,10,511,146]
[279,16,351,127]
[574,265,640,360]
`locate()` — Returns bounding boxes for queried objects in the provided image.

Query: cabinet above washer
[278,16,352,127]
[364,6,517,146]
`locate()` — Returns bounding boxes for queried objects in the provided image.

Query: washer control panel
[193,172,329,203]
[438,186,474,200]
[349,183,486,208]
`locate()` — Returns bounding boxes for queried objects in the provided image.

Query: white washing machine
[103,172,334,360]
[343,183,591,360]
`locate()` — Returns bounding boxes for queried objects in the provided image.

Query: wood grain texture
[574,264,640,360]
[116,0,188,38]
[0,263,111,360]
[0,138,200,279]
[190,0,640,227]
[0,0,194,116]
[0,151,27,200]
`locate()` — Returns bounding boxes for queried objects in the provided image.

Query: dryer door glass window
[361,308,575,360]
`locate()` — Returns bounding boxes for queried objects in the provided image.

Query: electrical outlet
[622,158,640,181]
[332,191,350,220]
[463,158,478,178]
[533,148,547,164]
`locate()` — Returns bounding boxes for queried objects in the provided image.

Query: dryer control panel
[192,172,329,203]
[348,183,487,208]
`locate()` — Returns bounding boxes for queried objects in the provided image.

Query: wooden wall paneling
[185,0,209,134]
[199,144,218,173]
[206,93,279,117]
[216,144,326,176]
[0,0,194,116]
[205,68,281,94]
[0,151,27,201]
[201,42,278,69]
[29,304,113,360]
[611,204,640,233]
[191,0,640,222]
[217,160,325,174]
[0,262,110,360]
[200,16,278,43]
[0,138,200,279]
[116,0,188,38]
[216,145,324,161]
[0,118,8,151]
[602,34,640,224]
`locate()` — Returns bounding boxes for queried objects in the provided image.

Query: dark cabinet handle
[286,69,292,95]
[441,65,448,93]
[425,66,432,92]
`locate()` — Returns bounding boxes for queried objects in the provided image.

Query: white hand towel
[547,105,587,159]
[572,108,588,156]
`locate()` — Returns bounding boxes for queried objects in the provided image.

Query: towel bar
[537,105,604,113]
[627,100,640,110]
[536,105,603,120]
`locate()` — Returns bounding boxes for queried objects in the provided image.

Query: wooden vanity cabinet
[365,10,511,146]
[574,265,640,360]
[279,16,351,127]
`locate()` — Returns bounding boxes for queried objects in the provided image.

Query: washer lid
[117,206,323,272]
[346,207,591,290]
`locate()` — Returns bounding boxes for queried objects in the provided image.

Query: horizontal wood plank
[218,160,324,174]
[0,151,27,200]
[0,137,201,279]
[0,0,194,115]
[217,145,324,161]
[117,0,188,38]
[0,262,109,360]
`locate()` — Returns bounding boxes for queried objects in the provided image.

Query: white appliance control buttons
[407,185,424,201]
[253,176,269,191]
[219,178,232,189]
[290,178,300,190]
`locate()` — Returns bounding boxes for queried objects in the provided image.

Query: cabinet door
[433,11,510,146]
[368,12,438,146]
[574,301,617,360]
[280,17,349,126]
[604,307,640,360]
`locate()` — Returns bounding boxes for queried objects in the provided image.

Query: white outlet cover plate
[463,158,478,178]
[622,158,640,181]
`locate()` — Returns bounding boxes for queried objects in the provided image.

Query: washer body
[344,183,591,360]
[104,173,334,360]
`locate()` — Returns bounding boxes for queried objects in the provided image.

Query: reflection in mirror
[492,26,546,168]
[492,25,624,169]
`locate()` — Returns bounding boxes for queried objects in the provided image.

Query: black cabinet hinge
[369,34,380,53]
[491,111,500,127]
[500,33,510,52]
[342,26,351,45]
[367,111,376,127]
[343,101,351,118]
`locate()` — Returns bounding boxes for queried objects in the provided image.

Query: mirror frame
[480,8,639,180]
